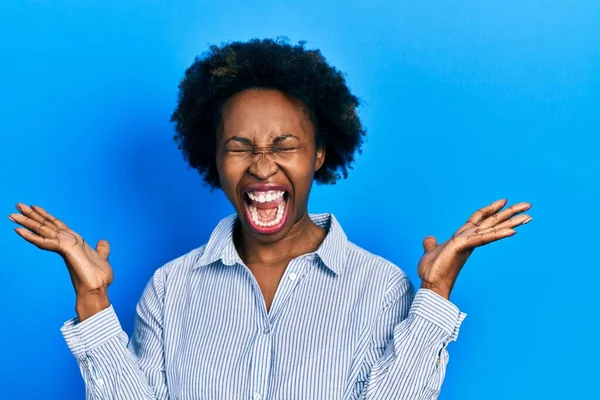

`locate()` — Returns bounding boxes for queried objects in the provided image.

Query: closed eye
[273,146,297,152]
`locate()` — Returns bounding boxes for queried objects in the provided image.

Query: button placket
[250,321,273,400]
[247,257,313,400]
[268,258,310,322]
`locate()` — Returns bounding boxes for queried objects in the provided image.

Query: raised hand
[418,199,532,299]
[8,203,113,320]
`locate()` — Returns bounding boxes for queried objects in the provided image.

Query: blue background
[1,1,598,398]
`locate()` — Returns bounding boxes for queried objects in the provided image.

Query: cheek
[217,157,246,194]
[219,154,247,175]
[278,155,316,191]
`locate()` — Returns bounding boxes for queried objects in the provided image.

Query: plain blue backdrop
[1,1,598,399]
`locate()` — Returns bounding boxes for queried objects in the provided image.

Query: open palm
[418,199,532,298]
[9,203,113,296]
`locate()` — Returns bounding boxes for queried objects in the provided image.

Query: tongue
[257,207,277,221]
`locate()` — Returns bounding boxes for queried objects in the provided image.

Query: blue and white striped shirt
[61,213,466,399]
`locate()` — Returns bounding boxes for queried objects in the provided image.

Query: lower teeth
[249,200,286,228]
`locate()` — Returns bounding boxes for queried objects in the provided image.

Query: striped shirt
[61,213,466,399]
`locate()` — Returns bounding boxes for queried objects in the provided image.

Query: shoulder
[345,240,408,278]
[146,214,237,287]
[150,244,208,283]
[324,213,409,283]
[344,240,413,299]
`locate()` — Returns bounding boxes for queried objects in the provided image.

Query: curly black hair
[170,37,366,188]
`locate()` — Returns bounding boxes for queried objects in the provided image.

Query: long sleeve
[348,278,467,400]
[60,268,168,399]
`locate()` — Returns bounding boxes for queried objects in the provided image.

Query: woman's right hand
[9,203,113,320]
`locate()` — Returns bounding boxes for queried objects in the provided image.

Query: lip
[239,183,292,235]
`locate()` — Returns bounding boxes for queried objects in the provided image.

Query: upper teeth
[247,190,285,203]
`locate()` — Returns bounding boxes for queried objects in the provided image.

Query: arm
[7,204,170,399]
[347,278,466,400]
[349,199,532,399]
[61,268,168,399]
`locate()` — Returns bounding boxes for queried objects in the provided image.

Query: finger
[14,227,60,251]
[474,214,532,234]
[15,203,48,226]
[422,236,437,253]
[29,204,69,230]
[457,228,516,251]
[477,202,532,230]
[455,199,507,236]
[9,212,59,238]
[96,239,111,260]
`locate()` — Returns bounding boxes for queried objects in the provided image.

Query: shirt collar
[194,213,348,275]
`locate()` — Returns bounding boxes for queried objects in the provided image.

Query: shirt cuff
[60,305,123,358]
[409,289,467,340]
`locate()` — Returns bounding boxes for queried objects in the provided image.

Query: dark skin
[217,89,327,310]
[8,88,532,319]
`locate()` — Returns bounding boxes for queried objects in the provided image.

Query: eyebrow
[224,134,300,146]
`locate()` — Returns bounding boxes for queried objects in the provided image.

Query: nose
[247,151,278,180]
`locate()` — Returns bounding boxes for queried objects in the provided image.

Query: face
[216,89,325,243]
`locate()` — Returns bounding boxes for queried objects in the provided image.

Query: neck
[235,211,326,266]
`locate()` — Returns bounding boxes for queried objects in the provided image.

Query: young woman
[8,38,532,399]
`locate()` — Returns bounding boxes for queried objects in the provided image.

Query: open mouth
[242,189,290,234]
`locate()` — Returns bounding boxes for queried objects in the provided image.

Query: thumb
[96,239,111,260]
[422,236,438,253]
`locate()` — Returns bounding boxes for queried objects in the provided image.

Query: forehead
[219,89,313,140]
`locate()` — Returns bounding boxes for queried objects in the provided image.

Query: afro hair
[170,37,366,188]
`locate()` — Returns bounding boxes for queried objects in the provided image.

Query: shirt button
[253,392,261,400]
[263,327,270,334]
[288,272,297,281]
[96,378,104,386]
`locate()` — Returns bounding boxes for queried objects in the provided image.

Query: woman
[8,38,531,399]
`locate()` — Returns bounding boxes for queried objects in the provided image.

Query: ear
[314,146,326,171]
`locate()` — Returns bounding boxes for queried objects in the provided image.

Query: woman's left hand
[417,199,532,299]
